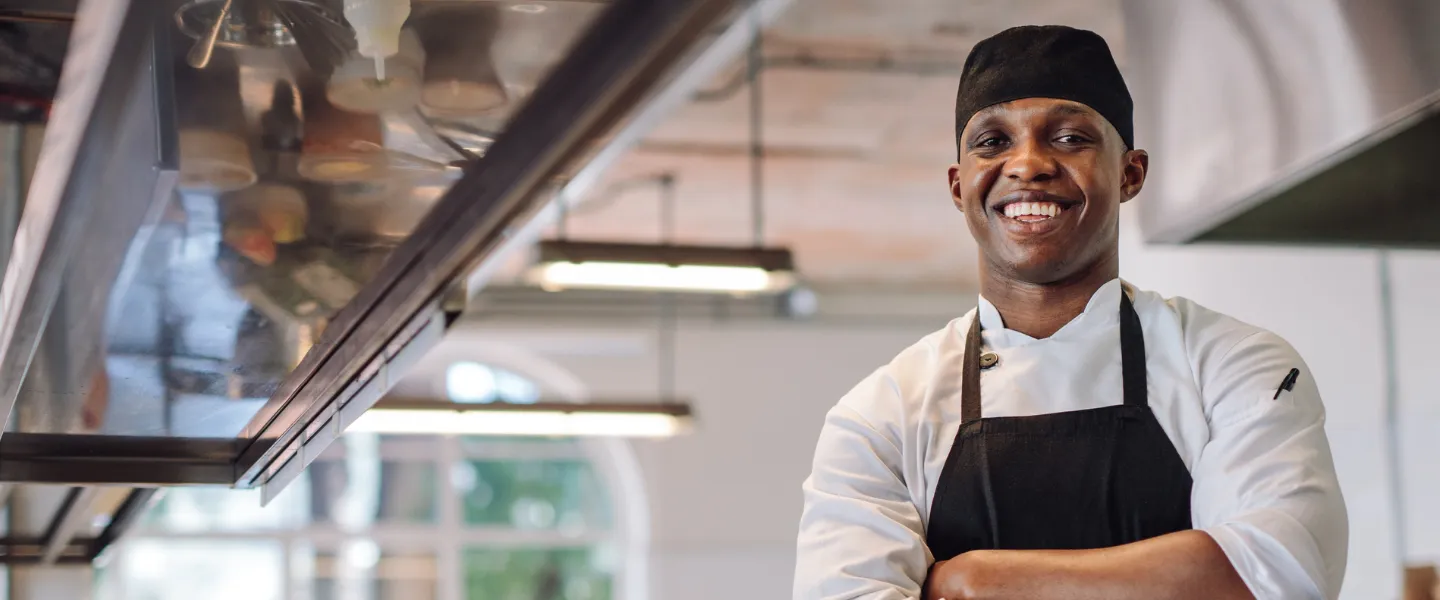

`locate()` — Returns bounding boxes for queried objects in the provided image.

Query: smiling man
[793,26,1348,600]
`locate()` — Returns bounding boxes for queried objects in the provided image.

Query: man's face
[948,98,1147,284]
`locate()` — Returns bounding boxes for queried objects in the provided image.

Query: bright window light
[446,362,497,403]
[349,409,687,438]
[537,261,786,293]
[494,369,540,404]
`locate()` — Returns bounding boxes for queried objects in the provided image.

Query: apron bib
[925,291,1193,560]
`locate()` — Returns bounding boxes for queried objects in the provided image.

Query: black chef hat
[955,25,1133,153]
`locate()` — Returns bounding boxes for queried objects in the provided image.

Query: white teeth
[1003,201,1061,219]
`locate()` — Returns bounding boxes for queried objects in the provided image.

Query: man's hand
[921,530,1254,600]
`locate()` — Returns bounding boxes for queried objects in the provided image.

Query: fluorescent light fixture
[349,399,693,438]
[539,261,786,293]
[529,241,796,294]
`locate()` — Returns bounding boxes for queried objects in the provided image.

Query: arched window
[96,363,642,600]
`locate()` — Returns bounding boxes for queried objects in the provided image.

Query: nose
[1004,138,1058,183]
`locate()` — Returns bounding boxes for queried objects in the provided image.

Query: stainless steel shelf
[0,0,745,497]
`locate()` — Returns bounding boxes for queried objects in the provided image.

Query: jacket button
[979,352,999,369]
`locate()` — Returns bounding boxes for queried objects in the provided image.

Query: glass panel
[13,0,608,437]
[296,543,439,600]
[110,539,285,600]
[464,546,614,600]
[459,459,611,531]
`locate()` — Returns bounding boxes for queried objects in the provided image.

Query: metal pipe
[37,486,98,565]
[747,2,764,246]
[657,293,676,402]
[87,488,157,560]
[0,124,20,274]
[1376,250,1409,570]
[658,172,676,244]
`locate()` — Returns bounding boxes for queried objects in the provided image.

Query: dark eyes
[971,133,1091,151]
[967,130,1088,151]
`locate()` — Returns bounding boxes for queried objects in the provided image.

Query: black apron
[925,291,1193,560]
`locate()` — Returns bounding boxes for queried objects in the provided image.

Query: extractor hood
[1123,0,1440,247]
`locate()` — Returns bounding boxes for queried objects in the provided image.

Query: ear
[1119,149,1149,203]
[948,164,964,212]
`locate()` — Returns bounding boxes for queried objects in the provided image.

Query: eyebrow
[1047,103,1099,120]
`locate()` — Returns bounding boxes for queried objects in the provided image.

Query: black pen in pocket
[1273,368,1301,400]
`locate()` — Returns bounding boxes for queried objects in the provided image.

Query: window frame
[106,434,628,600]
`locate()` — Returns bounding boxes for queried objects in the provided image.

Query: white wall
[448,311,949,600]
[449,213,1440,600]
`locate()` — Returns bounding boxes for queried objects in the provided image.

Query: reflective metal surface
[11,0,609,440]
[1123,0,1440,244]
[0,0,752,493]
[243,0,746,494]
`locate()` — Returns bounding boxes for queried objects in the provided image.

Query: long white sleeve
[1191,331,1349,600]
[794,373,930,600]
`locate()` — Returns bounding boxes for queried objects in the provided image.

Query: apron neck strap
[962,310,983,422]
[962,287,1149,421]
[1119,290,1147,407]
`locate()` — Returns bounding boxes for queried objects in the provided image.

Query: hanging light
[349,399,693,438]
[527,240,796,294]
[531,111,797,296]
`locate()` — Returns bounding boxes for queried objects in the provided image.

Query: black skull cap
[955,25,1133,153]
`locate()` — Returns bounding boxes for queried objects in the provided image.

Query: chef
[793,25,1347,600]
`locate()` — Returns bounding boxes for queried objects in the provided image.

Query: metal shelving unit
[0,0,758,564]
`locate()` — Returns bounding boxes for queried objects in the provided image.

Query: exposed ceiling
[514,0,1124,290]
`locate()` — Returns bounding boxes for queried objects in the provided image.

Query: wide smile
[990,191,1081,235]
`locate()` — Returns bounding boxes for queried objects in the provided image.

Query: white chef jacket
[794,279,1348,600]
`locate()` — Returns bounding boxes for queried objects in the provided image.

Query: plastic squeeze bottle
[343,0,411,80]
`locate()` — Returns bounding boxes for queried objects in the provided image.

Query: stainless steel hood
[0,0,768,518]
[1123,0,1440,247]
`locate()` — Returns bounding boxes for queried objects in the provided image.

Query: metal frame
[0,538,91,564]
[108,434,629,600]
[0,486,157,564]
[88,487,159,559]
[37,486,97,564]
[232,0,740,489]
[0,0,78,24]
[0,0,738,505]
[0,433,238,485]
[0,0,746,571]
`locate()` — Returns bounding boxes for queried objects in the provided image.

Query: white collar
[976,278,1128,347]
